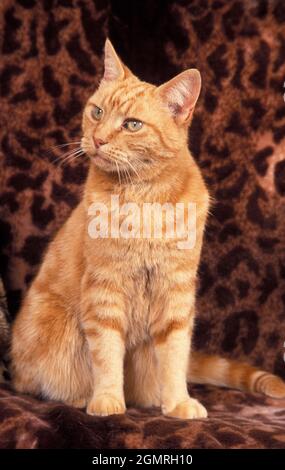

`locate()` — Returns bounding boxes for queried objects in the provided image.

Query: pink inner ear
[104,51,119,81]
[103,40,125,82]
[167,79,191,115]
[160,70,201,122]
[168,102,183,116]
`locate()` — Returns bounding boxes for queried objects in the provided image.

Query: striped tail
[189,351,285,399]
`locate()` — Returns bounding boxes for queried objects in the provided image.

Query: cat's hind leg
[11,291,93,406]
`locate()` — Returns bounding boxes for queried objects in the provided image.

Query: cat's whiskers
[52,146,81,164]
[59,150,85,167]
[46,141,82,156]
[111,153,142,183]
[54,148,85,167]
[122,166,133,187]
[63,154,86,167]
[115,161,122,186]
[125,160,141,181]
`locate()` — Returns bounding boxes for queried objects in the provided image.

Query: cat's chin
[90,152,114,172]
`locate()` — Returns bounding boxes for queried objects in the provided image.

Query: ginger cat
[11,40,285,419]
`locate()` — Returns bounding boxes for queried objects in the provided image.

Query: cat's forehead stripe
[117,91,146,115]
[102,83,152,115]
[112,84,147,107]
[108,82,129,104]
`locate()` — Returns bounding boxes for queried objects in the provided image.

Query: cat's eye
[91,105,103,121]
[122,119,143,132]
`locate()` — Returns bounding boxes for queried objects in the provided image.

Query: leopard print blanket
[1,0,285,448]
[0,278,9,384]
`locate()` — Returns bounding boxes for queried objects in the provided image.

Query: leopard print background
[1,0,285,448]
[0,278,9,384]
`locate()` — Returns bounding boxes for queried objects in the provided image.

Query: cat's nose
[93,137,106,149]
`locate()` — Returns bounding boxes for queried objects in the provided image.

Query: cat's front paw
[163,397,208,420]
[87,394,126,417]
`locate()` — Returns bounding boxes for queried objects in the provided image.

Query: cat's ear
[157,69,201,124]
[103,39,126,82]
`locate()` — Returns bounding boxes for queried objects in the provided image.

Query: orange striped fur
[11,40,285,419]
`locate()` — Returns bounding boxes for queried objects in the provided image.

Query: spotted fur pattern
[0,278,10,384]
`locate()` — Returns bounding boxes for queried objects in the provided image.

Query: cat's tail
[188,351,285,398]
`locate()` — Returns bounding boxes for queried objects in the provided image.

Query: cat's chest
[122,241,188,347]
[125,262,160,346]
[86,238,193,347]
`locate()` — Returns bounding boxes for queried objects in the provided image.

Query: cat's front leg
[81,273,126,416]
[153,314,207,420]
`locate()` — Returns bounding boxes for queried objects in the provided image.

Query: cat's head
[82,39,201,179]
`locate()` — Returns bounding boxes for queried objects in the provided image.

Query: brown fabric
[1,383,285,449]
[1,0,285,448]
[0,277,9,359]
[0,277,10,384]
